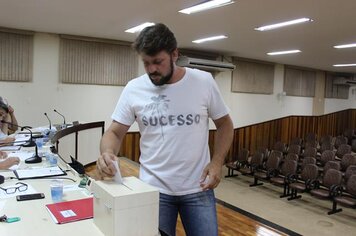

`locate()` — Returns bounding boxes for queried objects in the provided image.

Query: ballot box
[92,176,159,236]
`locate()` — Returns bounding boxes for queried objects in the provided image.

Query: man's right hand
[96,152,118,179]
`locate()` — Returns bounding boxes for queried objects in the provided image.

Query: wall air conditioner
[176,56,235,72]
[333,77,356,86]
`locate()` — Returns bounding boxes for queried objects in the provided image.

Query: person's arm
[200,114,234,190]
[7,105,18,133]
[0,156,20,170]
[96,121,130,179]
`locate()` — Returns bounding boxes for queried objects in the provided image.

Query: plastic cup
[47,154,58,166]
[50,180,63,203]
[35,138,43,149]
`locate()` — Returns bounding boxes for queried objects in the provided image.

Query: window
[284,66,316,97]
[232,58,274,94]
[0,28,33,82]
[59,35,138,86]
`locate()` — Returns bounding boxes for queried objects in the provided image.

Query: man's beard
[149,57,174,86]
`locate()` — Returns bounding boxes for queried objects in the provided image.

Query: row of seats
[225,131,356,215]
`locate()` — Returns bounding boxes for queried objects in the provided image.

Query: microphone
[1,120,35,148]
[53,109,66,125]
[44,112,52,130]
[0,120,42,164]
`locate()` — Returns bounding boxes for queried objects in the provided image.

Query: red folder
[45,197,93,224]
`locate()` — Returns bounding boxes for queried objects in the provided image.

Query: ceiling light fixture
[179,0,234,14]
[334,43,356,49]
[333,63,356,67]
[125,22,155,33]
[267,50,301,55]
[192,35,228,44]
[255,18,312,31]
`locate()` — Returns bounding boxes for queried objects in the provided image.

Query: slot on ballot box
[92,176,159,236]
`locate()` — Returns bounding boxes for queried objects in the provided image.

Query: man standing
[97,23,233,236]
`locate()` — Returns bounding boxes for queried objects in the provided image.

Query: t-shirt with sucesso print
[112,68,230,195]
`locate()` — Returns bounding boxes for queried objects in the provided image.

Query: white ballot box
[92,176,159,236]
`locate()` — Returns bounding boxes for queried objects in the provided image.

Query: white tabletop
[0,146,104,236]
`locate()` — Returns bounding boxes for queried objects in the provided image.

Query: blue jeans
[159,190,218,236]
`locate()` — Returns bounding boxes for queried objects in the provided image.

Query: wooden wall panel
[119,109,356,164]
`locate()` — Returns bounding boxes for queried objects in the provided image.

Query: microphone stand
[0,120,42,164]
[53,109,66,126]
[0,120,35,147]
[44,112,52,130]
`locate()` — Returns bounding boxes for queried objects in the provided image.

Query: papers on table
[14,166,67,180]
[14,134,31,146]
[0,146,21,151]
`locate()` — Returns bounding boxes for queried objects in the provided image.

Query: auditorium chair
[328,174,356,215]
[286,144,301,156]
[319,134,333,146]
[340,154,356,172]
[300,147,317,161]
[317,150,336,172]
[288,164,319,201]
[335,144,351,160]
[225,148,249,177]
[250,151,281,187]
[273,141,286,153]
[334,136,348,150]
[270,159,298,198]
[239,152,264,176]
[310,169,343,208]
[290,137,302,146]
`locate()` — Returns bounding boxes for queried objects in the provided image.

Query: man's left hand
[200,162,222,191]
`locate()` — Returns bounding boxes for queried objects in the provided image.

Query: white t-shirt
[112,68,229,195]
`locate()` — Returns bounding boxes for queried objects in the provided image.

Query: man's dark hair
[132,23,177,56]
[0,101,8,113]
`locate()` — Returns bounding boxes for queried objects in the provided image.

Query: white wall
[1,33,356,162]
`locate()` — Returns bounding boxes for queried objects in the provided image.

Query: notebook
[45,197,93,224]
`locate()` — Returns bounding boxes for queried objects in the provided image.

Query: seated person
[0,97,18,134]
[0,151,20,169]
[0,100,10,139]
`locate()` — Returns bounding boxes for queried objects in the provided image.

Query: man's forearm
[212,115,234,166]
[100,130,122,156]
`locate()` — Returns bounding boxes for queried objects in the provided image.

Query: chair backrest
[301,156,316,169]
[335,135,348,149]
[343,129,354,143]
[256,147,269,161]
[287,144,301,155]
[322,169,343,189]
[304,140,318,149]
[305,132,317,143]
[273,141,286,153]
[285,153,299,162]
[302,147,317,158]
[340,154,356,172]
[300,164,319,181]
[250,152,264,167]
[237,148,249,163]
[352,139,356,153]
[345,174,356,197]
[320,150,335,166]
[345,165,356,182]
[280,160,297,176]
[324,161,341,174]
[336,144,351,159]
[320,142,334,154]
[266,152,281,170]
[319,135,333,145]
[290,137,302,146]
